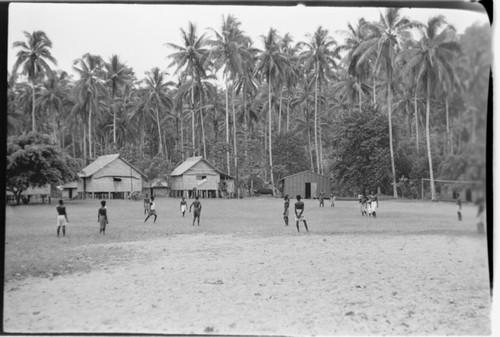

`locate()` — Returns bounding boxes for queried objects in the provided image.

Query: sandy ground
[3,231,490,335]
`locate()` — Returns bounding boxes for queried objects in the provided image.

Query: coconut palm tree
[167,22,209,157]
[138,67,174,157]
[12,31,57,132]
[401,15,461,201]
[104,55,134,151]
[360,8,422,198]
[254,28,290,196]
[72,53,107,161]
[36,71,70,145]
[298,26,339,174]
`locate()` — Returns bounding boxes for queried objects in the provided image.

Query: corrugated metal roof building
[280,170,331,199]
[77,154,147,199]
[170,156,233,198]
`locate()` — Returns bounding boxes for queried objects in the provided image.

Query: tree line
[7,8,490,199]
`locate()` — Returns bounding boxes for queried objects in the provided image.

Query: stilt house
[170,156,234,198]
[77,154,147,199]
[280,170,331,199]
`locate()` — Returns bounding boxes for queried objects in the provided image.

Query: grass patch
[4,197,481,282]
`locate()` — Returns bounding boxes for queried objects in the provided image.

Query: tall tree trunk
[387,76,398,198]
[314,75,320,174]
[83,121,87,165]
[244,92,248,158]
[307,119,314,171]
[201,106,207,159]
[232,87,238,196]
[191,80,196,157]
[113,97,117,152]
[278,88,283,133]
[414,89,419,152]
[156,108,163,155]
[225,84,230,174]
[268,75,275,196]
[445,98,450,154]
[286,94,290,132]
[88,105,92,159]
[31,82,36,132]
[425,78,436,201]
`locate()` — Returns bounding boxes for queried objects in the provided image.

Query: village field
[3,197,491,335]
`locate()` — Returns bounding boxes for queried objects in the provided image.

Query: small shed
[58,181,78,199]
[280,170,331,199]
[77,154,147,199]
[170,156,234,198]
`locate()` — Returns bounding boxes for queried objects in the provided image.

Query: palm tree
[401,15,461,200]
[36,71,69,145]
[72,53,107,161]
[12,31,57,132]
[138,67,174,156]
[298,26,339,174]
[104,55,134,151]
[360,8,422,198]
[255,28,290,195]
[167,22,209,157]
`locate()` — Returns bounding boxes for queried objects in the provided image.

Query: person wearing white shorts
[294,195,309,232]
[56,199,68,237]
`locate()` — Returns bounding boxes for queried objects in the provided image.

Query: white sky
[8,2,490,81]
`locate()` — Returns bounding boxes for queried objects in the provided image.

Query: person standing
[295,195,309,232]
[180,197,187,217]
[98,200,108,235]
[319,190,325,207]
[189,196,202,226]
[143,193,151,215]
[456,193,462,221]
[283,195,290,226]
[330,193,335,207]
[56,199,68,237]
[144,196,157,223]
[370,191,378,217]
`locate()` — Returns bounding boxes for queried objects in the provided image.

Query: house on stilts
[170,156,234,198]
[77,154,147,199]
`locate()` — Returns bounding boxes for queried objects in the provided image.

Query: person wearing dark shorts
[295,195,309,232]
[283,195,290,226]
[98,200,108,235]
[56,199,68,237]
[189,196,202,226]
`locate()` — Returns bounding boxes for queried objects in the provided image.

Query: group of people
[358,192,379,217]
[319,191,335,208]
[143,194,202,226]
[283,194,309,232]
[55,199,109,237]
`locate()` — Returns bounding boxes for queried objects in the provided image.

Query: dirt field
[3,197,491,335]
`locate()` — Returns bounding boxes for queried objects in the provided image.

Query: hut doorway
[305,183,311,199]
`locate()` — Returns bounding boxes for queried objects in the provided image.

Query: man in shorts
[283,194,290,226]
[295,195,309,232]
[144,196,157,223]
[180,197,188,217]
[189,196,202,226]
[319,190,325,207]
[56,199,69,237]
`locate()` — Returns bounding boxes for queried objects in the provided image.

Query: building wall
[283,171,331,199]
[182,173,219,190]
[170,176,184,190]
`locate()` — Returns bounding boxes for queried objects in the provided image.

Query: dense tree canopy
[6,132,77,204]
[9,10,490,198]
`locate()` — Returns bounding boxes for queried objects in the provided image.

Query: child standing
[283,195,290,226]
[98,200,108,235]
[294,195,309,232]
[330,193,335,207]
[189,196,202,226]
[180,197,187,217]
[56,199,68,237]
[144,196,157,223]
[144,193,150,215]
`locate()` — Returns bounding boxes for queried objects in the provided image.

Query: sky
[7,2,490,81]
